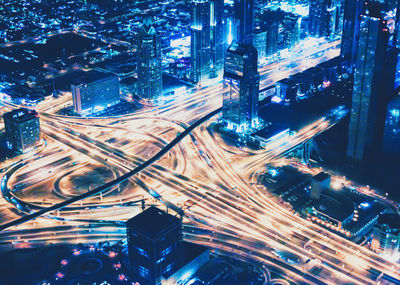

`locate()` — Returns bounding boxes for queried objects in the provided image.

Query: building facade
[3,108,40,153]
[190,0,212,85]
[138,17,163,102]
[71,70,120,116]
[223,43,260,133]
[210,0,225,78]
[126,207,182,285]
[347,14,389,163]
[252,28,267,64]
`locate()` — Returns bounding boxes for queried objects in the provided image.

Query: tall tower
[234,0,254,44]
[137,18,163,102]
[190,0,212,85]
[210,0,225,78]
[309,0,342,39]
[347,14,389,163]
[223,43,259,132]
[126,207,182,285]
[223,0,259,133]
[340,0,365,73]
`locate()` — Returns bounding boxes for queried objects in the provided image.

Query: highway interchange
[1,38,399,284]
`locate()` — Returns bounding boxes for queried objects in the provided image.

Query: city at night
[0,0,400,284]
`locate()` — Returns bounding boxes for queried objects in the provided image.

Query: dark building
[340,0,365,73]
[275,78,298,103]
[126,206,182,285]
[3,108,40,153]
[137,18,163,102]
[223,43,260,132]
[71,70,120,116]
[190,0,212,85]
[234,0,254,44]
[347,14,390,163]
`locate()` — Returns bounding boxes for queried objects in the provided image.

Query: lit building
[126,206,182,285]
[282,13,300,50]
[210,0,225,78]
[222,43,259,132]
[3,108,40,153]
[309,0,342,39]
[137,17,163,102]
[252,28,267,64]
[382,95,400,156]
[347,14,389,163]
[371,213,400,260]
[190,0,212,85]
[340,0,365,73]
[265,20,279,57]
[71,70,120,116]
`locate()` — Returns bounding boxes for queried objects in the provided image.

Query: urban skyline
[0,0,399,284]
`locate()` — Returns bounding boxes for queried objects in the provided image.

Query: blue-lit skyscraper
[309,0,342,39]
[137,17,163,102]
[3,108,41,153]
[190,0,212,85]
[340,0,365,73]
[223,43,259,132]
[210,0,225,78]
[223,0,259,133]
[347,14,389,163]
[234,0,254,44]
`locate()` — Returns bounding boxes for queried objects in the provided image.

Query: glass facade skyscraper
[190,0,211,85]
[223,43,259,132]
[347,14,389,163]
[340,0,365,73]
[137,17,163,102]
[3,108,40,153]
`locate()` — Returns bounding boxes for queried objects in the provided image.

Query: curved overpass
[0,107,222,231]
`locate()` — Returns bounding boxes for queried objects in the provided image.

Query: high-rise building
[71,70,120,116]
[3,108,40,153]
[282,13,301,50]
[252,28,267,64]
[265,20,279,57]
[309,0,342,39]
[223,43,260,132]
[340,0,365,73]
[137,17,163,102]
[210,0,225,78]
[371,213,400,259]
[190,0,212,85]
[347,14,389,163]
[126,206,182,285]
[234,0,254,44]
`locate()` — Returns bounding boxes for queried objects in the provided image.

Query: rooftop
[378,213,400,231]
[72,70,117,86]
[3,108,39,123]
[313,190,354,222]
[126,206,181,239]
[312,172,331,182]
